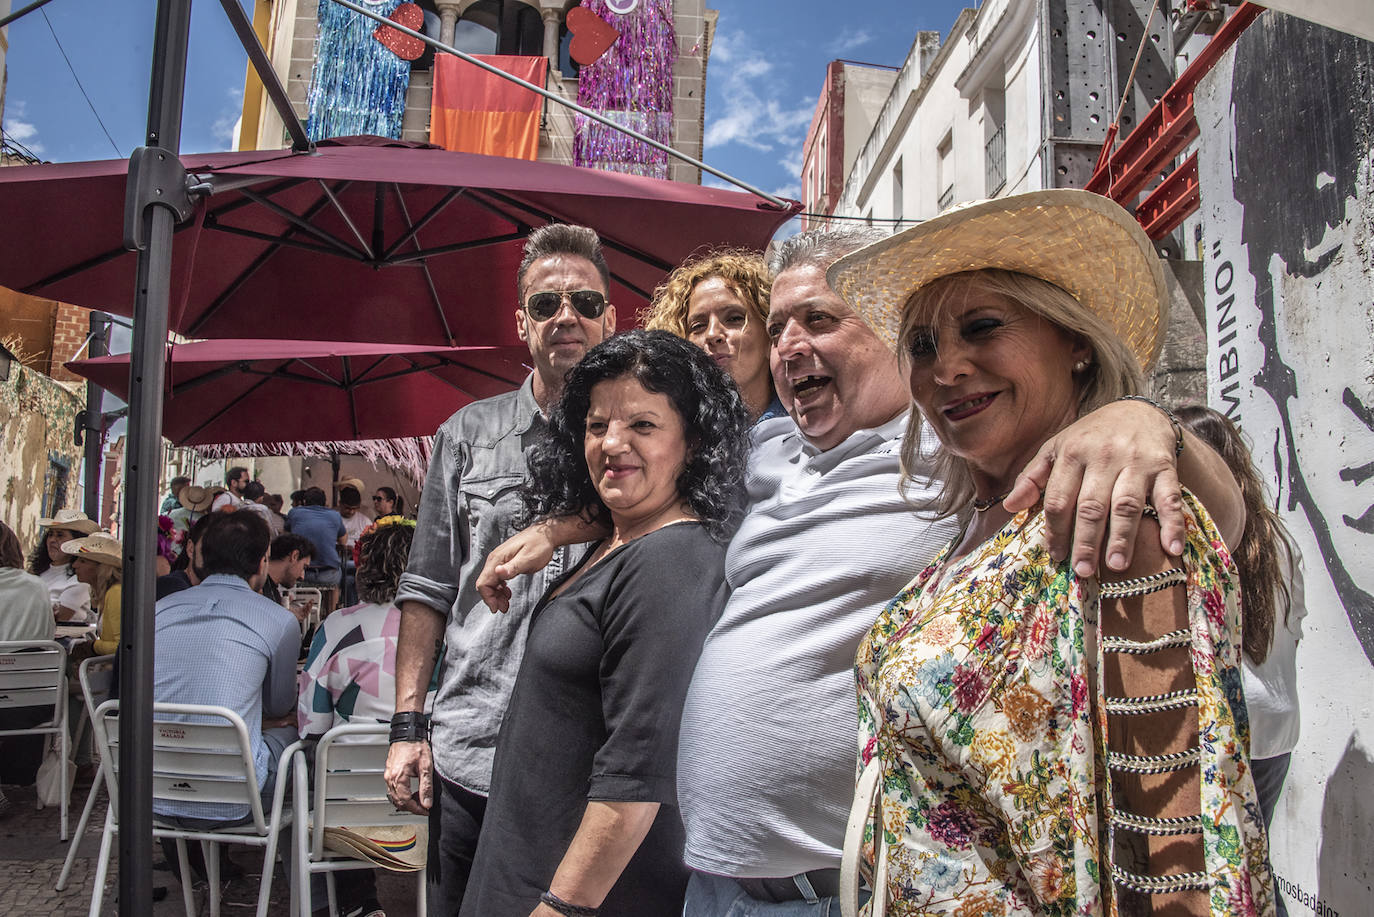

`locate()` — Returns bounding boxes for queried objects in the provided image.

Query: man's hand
[1004,399,1185,576]
[385,739,434,815]
[476,526,560,613]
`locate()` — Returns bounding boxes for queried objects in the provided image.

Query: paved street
[0,781,420,916]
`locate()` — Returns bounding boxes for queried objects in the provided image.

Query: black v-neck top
[460,521,729,917]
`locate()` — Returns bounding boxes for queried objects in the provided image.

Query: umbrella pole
[81,312,110,522]
[119,1,193,914]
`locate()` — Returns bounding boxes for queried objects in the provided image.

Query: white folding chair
[88,700,300,917]
[287,586,325,636]
[0,639,70,840]
[292,723,427,917]
[56,654,116,891]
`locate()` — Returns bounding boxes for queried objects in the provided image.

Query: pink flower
[926,801,978,850]
[1070,672,1088,717]
[953,664,989,712]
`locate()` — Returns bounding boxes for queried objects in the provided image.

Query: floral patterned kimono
[854,492,1273,916]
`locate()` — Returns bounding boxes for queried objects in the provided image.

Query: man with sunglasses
[385,223,616,913]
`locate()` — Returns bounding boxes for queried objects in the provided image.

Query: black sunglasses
[524,289,608,322]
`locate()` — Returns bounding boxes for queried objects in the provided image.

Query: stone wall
[0,359,84,548]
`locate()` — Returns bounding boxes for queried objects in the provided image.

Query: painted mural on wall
[1197,13,1374,917]
[0,360,85,547]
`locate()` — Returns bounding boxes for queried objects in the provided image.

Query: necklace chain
[972,491,1010,513]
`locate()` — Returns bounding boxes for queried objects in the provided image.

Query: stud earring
[1073,359,1090,373]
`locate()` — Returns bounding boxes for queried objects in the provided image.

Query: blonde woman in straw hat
[829,190,1273,916]
[28,509,100,623]
[61,533,124,663]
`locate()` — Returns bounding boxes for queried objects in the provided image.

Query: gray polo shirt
[677,412,958,878]
[395,376,582,794]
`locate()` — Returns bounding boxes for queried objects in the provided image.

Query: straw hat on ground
[60,533,123,567]
[177,485,219,513]
[826,189,1169,372]
[323,823,427,871]
[37,509,100,536]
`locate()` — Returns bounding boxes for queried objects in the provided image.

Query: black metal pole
[120,1,193,914]
[0,0,59,29]
[81,312,110,523]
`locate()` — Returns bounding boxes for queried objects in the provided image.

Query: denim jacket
[395,376,582,793]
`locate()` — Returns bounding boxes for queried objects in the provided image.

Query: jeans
[1253,753,1292,917]
[683,871,839,917]
[303,565,341,589]
[426,772,488,916]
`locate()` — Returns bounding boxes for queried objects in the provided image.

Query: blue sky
[2,0,971,217]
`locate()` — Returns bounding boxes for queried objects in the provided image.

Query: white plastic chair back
[93,700,270,833]
[287,586,324,634]
[0,639,70,840]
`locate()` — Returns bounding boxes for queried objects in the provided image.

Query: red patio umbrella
[65,338,529,445]
[0,136,800,346]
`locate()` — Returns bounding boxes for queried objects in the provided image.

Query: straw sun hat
[60,533,123,567]
[827,189,1169,372]
[323,823,428,872]
[177,485,220,513]
[37,509,100,536]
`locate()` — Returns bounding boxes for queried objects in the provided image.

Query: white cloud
[2,101,45,154]
[210,86,245,147]
[705,33,813,154]
[770,182,801,201]
[827,27,874,56]
[778,150,803,177]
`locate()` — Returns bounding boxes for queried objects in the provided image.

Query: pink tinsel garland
[574,0,677,178]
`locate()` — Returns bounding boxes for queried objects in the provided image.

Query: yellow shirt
[93,583,122,656]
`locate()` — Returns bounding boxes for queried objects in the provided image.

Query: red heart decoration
[373,2,426,61]
[566,6,620,66]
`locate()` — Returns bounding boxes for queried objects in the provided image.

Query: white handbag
[841,755,889,917]
[35,735,73,809]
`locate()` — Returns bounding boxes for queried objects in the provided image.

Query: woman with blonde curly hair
[642,248,783,422]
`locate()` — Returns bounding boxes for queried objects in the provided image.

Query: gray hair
[767,226,888,276]
[517,224,610,301]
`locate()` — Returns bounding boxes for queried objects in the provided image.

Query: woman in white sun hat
[829,190,1274,916]
[61,533,124,663]
[27,508,100,623]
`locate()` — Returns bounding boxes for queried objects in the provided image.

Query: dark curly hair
[355,522,416,605]
[523,330,750,542]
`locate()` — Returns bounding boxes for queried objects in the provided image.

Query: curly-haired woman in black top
[460,330,751,917]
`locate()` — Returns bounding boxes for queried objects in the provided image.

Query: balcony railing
[938,183,955,212]
[986,122,1007,195]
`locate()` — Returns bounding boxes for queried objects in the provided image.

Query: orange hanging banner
[430,54,548,160]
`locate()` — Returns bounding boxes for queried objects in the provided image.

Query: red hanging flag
[430,54,548,160]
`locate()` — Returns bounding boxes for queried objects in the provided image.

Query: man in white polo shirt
[478,227,1239,916]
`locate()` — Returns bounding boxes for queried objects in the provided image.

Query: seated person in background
[153,511,300,828]
[242,481,283,537]
[297,517,425,917]
[0,522,53,642]
[62,533,124,662]
[263,533,315,607]
[0,521,57,806]
[28,509,99,623]
[155,514,180,576]
[168,484,215,537]
[371,486,404,519]
[286,487,346,593]
[267,493,288,531]
[337,485,369,607]
[161,476,191,514]
[156,514,216,599]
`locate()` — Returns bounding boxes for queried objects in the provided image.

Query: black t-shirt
[460,521,728,917]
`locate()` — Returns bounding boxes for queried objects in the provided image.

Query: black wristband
[389,711,429,744]
[1117,395,1184,457]
[540,891,599,917]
